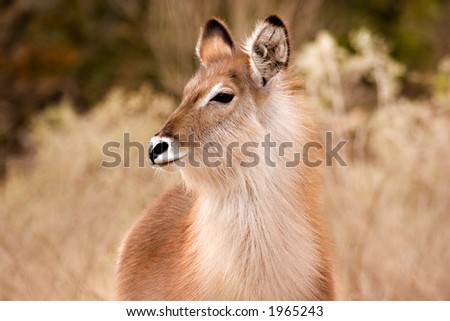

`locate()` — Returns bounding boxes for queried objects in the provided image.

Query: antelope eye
[210,92,234,103]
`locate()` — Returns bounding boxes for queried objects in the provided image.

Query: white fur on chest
[191,170,321,300]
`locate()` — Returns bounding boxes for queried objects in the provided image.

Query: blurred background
[0,0,449,300]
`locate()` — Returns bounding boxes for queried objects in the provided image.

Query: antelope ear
[196,18,234,66]
[246,15,290,87]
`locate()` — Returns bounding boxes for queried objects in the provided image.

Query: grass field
[1,39,449,300]
[0,87,180,300]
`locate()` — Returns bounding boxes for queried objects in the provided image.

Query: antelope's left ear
[246,15,290,87]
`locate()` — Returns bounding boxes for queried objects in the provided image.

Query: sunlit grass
[0,86,180,300]
[1,31,449,300]
[322,100,450,299]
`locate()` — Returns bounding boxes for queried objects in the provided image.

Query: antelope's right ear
[246,15,290,87]
[196,18,234,66]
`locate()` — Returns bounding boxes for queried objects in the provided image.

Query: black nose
[149,141,169,164]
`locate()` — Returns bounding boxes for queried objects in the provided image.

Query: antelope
[117,15,335,300]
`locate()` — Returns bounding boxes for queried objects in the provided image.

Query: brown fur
[117,186,198,300]
[117,15,335,300]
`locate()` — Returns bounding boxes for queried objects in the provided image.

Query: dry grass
[299,30,450,299]
[1,42,449,300]
[323,99,450,300]
[0,86,180,300]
